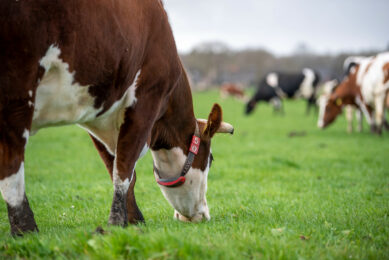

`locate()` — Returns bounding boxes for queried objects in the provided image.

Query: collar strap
[155,122,200,188]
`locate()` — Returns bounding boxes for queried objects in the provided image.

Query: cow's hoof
[108,190,128,227]
[108,215,128,227]
[128,212,145,225]
[384,121,389,131]
[370,125,378,134]
[11,225,39,237]
[8,197,39,236]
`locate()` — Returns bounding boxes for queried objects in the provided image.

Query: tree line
[180,42,386,90]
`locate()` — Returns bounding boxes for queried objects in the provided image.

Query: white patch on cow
[111,142,146,195]
[343,56,367,72]
[317,80,337,128]
[32,44,102,133]
[354,53,389,127]
[355,96,372,125]
[112,156,130,194]
[28,90,33,97]
[317,95,327,128]
[139,143,149,158]
[266,73,278,88]
[79,70,141,155]
[28,101,34,107]
[152,147,210,222]
[23,129,29,149]
[0,163,25,207]
[299,68,315,99]
[356,109,363,132]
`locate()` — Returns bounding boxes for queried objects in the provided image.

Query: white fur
[32,45,102,132]
[112,142,147,195]
[343,56,367,72]
[359,54,389,104]
[355,96,372,125]
[0,163,25,207]
[80,70,141,155]
[317,80,338,128]
[266,73,278,88]
[112,155,130,194]
[139,143,149,158]
[152,147,210,221]
[28,90,33,97]
[299,68,315,99]
[356,53,389,126]
[23,129,29,149]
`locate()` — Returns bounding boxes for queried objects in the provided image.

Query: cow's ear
[197,104,234,139]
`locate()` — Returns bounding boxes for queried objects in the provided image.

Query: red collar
[154,122,200,187]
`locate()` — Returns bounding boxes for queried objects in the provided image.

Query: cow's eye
[209,153,214,168]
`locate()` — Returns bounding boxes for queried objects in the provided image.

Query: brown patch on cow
[321,65,362,128]
[383,62,389,85]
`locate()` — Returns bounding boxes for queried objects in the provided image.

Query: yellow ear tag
[336,98,342,106]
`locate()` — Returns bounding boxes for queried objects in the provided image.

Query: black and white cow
[245,69,320,115]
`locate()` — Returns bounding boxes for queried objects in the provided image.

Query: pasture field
[0,91,388,259]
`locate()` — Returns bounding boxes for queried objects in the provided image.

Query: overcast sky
[164,0,389,55]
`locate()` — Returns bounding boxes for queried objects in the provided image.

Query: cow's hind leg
[0,100,38,235]
[374,94,386,135]
[356,109,363,132]
[90,136,144,224]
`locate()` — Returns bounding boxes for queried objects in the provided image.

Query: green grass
[1,91,388,259]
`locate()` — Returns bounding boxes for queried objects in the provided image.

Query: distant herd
[221,53,389,135]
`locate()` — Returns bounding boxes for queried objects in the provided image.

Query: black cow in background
[245,68,321,115]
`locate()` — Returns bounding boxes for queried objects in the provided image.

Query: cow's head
[317,78,357,129]
[317,80,338,128]
[151,104,233,222]
[245,99,256,115]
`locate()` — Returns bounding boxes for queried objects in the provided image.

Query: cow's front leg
[108,100,159,226]
[0,128,38,235]
[90,135,144,224]
[356,109,363,132]
[345,105,354,133]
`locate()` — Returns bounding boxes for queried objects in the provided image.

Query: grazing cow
[220,83,246,101]
[245,69,320,115]
[317,80,363,133]
[318,53,389,134]
[0,0,234,235]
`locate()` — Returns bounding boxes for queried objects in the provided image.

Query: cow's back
[359,53,389,104]
[277,73,305,97]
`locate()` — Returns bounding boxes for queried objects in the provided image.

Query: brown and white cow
[318,53,389,134]
[317,79,363,133]
[0,0,233,235]
[220,83,247,101]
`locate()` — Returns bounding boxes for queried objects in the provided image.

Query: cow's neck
[150,66,196,175]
